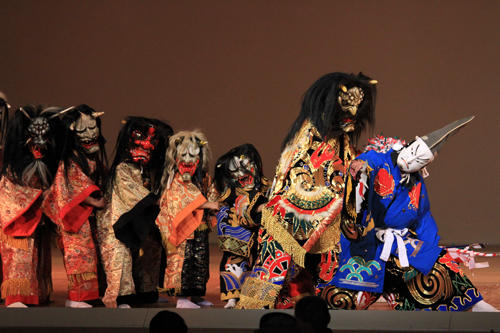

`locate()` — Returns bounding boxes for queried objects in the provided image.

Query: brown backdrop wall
[1,1,499,245]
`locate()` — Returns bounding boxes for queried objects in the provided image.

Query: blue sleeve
[411,180,440,246]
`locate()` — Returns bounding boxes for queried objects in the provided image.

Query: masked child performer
[41,105,107,308]
[0,104,64,307]
[237,72,377,309]
[156,130,219,309]
[214,144,270,309]
[96,117,172,308]
[333,117,498,312]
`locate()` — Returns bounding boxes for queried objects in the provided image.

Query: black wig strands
[107,116,173,195]
[282,72,377,151]
[1,104,64,188]
[214,143,266,194]
[60,104,108,188]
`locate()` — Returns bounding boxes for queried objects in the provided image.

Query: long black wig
[107,116,173,194]
[1,104,64,188]
[0,93,9,158]
[60,104,108,188]
[281,72,377,150]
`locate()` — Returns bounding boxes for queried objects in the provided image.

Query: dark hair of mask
[1,104,63,184]
[0,97,9,154]
[107,116,173,194]
[282,72,377,150]
[213,143,265,194]
[60,105,108,187]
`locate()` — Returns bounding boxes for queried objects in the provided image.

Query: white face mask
[396,137,434,173]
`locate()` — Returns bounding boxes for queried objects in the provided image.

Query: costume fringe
[0,228,29,251]
[221,290,241,301]
[1,278,31,297]
[235,295,275,309]
[262,208,306,268]
[67,273,97,287]
[157,286,182,297]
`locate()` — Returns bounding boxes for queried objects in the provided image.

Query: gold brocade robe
[262,120,358,268]
[96,162,151,308]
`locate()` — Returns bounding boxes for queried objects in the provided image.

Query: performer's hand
[256,203,265,213]
[198,201,219,211]
[93,197,108,209]
[83,196,107,209]
[349,160,366,180]
[40,189,50,199]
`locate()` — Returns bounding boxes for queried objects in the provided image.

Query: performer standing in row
[214,144,269,308]
[237,72,377,309]
[41,105,107,308]
[0,105,63,307]
[97,117,172,308]
[156,131,219,309]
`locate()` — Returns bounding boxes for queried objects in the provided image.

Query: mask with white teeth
[228,155,257,189]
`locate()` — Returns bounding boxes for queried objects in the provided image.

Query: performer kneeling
[333,117,498,311]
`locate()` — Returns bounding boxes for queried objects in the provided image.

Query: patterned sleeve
[0,175,43,237]
[42,161,100,233]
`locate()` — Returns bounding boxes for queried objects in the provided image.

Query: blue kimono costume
[333,149,483,311]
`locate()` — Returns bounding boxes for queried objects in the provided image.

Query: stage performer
[334,117,498,311]
[156,130,219,309]
[41,105,107,308]
[236,72,377,309]
[214,144,270,309]
[0,104,64,307]
[96,116,172,308]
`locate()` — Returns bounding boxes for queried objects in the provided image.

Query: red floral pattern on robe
[374,168,395,198]
[0,176,42,237]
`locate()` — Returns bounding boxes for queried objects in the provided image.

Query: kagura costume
[41,160,100,302]
[334,149,483,311]
[0,175,52,306]
[156,173,218,297]
[216,187,266,301]
[96,162,161,308]
[237,120,358,309]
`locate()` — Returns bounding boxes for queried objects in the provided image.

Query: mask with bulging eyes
[74,113,100,154]
[128,124,157,165]
[396,137,435,174]
[176,139,200,182]
[228,155,256,189]
[27,117,50,159]
[338,85,364,132]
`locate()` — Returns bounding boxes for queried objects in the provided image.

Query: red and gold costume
[41,160,100,302]
[0,175,52,306]
[156,173,218,296]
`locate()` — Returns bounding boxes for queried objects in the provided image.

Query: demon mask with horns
[1,104,67,188]
[107,116,172,194]
[281,72,377,150]
[65,105,105,155]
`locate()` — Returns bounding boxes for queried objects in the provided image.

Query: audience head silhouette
[150,310,188,333]
[294,296,332,333]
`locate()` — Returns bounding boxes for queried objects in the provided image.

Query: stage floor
[2,244,499,310]
[1,245,499,332]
